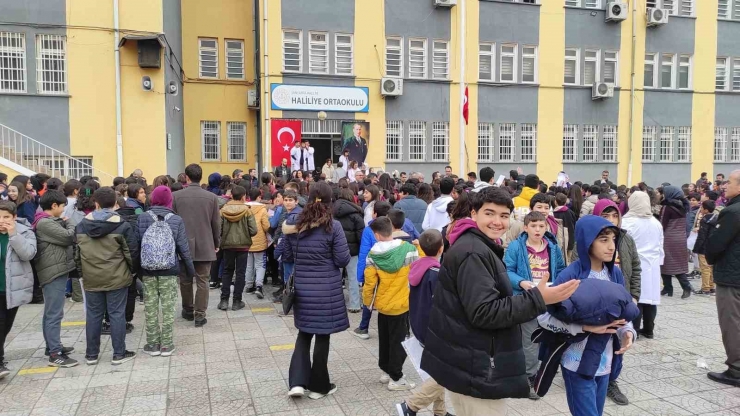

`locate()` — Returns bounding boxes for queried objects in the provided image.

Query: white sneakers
[379,373,390,384]
[289,384,338,400]
[288,386,305,397]
[388,377,416,391]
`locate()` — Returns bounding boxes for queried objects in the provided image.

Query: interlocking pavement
[1,278,738,416]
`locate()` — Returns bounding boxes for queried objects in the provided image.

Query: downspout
[262,0,271,173]
[113,0,124,177]
[627,0,636,185]
[254,0,262,173]
[458,0,466,177]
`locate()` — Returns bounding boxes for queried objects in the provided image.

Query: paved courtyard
[1,279,739,416]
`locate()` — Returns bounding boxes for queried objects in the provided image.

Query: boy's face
[524,220,547,242]
[689,197,699,207]
[471,202,510,240]
[532,202,549,216]
[600,208,620,227]
[283,197,296,211]
[700,207,710,215]
[50,202,66,218]
[273,193,283,206]
[0,211,15,233]
[590,230,617,264]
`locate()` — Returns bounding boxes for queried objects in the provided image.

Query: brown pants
[716,285,740,370]
[406,377,446,415]
[179,261,212,320]
[448,391,508,416]
[698,255,714,292]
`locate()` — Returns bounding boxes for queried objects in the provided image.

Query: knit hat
[150,186,172,209]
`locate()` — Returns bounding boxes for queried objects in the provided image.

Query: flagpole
[458,0,467,178]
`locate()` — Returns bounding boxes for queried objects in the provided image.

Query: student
[505,193,568,259]
[363,217,419,391]
[363,185,380,226]
[388,209,415,245]
[61,179,82,219]
[553,193,577,262]
[0,201,37,378]
[75,187,139,365]
[33,190,77,367]
[217,185,257,311]
[692,200,717,295]
[245,187,270,299]
[126,184,147,215]
[422,177,454,232]
[504,211,565,399]
[396,229,450,416]
[272,191,303,302]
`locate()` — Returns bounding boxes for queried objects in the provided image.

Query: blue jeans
[561,367,610,416]
[42,275,68,355]
[359,305,373,331]
[85,286,128,357]
[346,256,360,310]
[283,262,294,283]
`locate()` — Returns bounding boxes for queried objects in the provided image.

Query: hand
[62,216,69,222]
[520,281,536,290]
[583,319,626,334]
[517,166,523,175]
[542,271,550,281]
[5,219,16,236]
[537,273,579,305]
[215,248,220,253]
[412,239,419,246]
[615,331,634,355]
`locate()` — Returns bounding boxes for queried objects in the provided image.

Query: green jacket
[33,216,76,286]
[220,201,258,250]
[571,229,641,300]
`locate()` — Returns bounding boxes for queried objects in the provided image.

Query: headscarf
[150,185,173,209]
[207,173,222,195]
[623,191,652,219]
[661,185,690,213]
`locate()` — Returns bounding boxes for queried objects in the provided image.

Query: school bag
[140,211,177,270]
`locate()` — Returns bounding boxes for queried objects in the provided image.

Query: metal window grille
[335,34,353,75]
[0,32,26,92]
[68,157,93,179]
[715,127,728,162]
[719,0,731,18]
[227,122,246,162]
[478,122,494,162]
[520,123,537,162]
[663,0,675,13]
[522,46,537,83]
[309,32,328,74]
[717,57,729,91]
[677,0,694,16]
[660,126,674,162]
[500,44,517,83]
[432,122,449,161]
[479,43,494,81]
[409,38,427,79]
[432,41,449,80]
[678,55,691,89]
[408,121,426,161]
[603,51,618,85]
[198,38,218,78]
[585,0,601,7]
[564,48,579,85]
[498,123,515,162]
[386,120,402,161]
[602,125,617,162]
[36,34,66,94]
[677,126,691,162]
[732,128,740,162]
[386,37,403,77]
[733,58,740,91]
[584,50,599,86]
[644,53,656,88]
[643,126,656,162]
[582,125,598,162]
[201,121,220,161]
[563,124,578,162]
[282,30,302,72]
[290,119,343,137]
[736,0,740,19]
[565,0,580,6]
[646,0,657,7]
[661,54,675,89]
[225,40,244,79]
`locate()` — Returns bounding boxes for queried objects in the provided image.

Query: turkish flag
[462,86,469,125]
[271,119,302,167]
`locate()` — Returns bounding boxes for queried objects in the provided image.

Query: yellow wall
[691,0,718,180]
[464,0,480,174]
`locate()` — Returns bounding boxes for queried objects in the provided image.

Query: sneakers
[388,378,415,391]
[85,355,99,365]
[0,362,10,379]
[232,300,245,311]
[126,323,135,334]
[44,346,74,356]
[138,296,144,305]
[348,308,361,313]
[379,373,390,384]
[246,285,256,294]
[255,286,264,299]
[710,288,717,296]
[694,289,711,295]
[195,318,207,328]
[217,300,229,311]
[527,376,540,400]
[160,346,176,357]
[308,383,337,400]
[351,328,370,340]
[209,281,221,289]
[288,386,305,398]
[101,321,111,335]
[395,402,417,416]
[607,380,629,405]
[48,353,79,368]
[143,344,161,356]
[181,310,194,321]
[111,350,136,365]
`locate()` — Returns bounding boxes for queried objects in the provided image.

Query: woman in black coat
[332,188,365,312]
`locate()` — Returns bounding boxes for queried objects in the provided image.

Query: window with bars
[677,126,691,162]
[386,37,403,77]
[386,121,402,161]
[308,32,328,74]
[522,46,537,83]
[432,122,449,161]
[715,127,728,162]
[409,38,427,79]
[408,121,426,161]
[664,0,694,16]
[201,121,220,161]
[582,125,598,162]
[282,30,301,72]
[604,51,618,85]
[646,0,658,7]
[198,38,218,78]
[500,44,517,83]
[564,48,579,85]
[660,126,674,162]
[661,54,675,89]
[432,41,449,80]
[718,0,740,19]
[645,53,656,88]
[479,43,494,81]
[732,128,740,162]
[565,0,602,7]
[227,122,246,161]
[36,34,66,94]
[225,40,244,79]
[643,126,656,162]
[478,123,494,162]
[717,57,729,91]
[335,34,353,75]
[0,32,26,93]
[520,124,537,162]
[584,50,599,85]
[733,58,740,91]
[602,125,617,162]
[678,55,691,89]
[563,125,578,162]
[498,123,515,162]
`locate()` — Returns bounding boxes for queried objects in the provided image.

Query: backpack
[141,211,177,270]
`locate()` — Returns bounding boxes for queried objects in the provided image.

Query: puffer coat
[332,199,365,256]
[33,216,75,286]
[4,219,38,308]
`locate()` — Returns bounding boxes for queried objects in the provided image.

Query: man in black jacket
[705,169,740,387]
[420,187,579,414]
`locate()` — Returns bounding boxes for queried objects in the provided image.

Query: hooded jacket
[513,187,538,209]
[137,206,195,278]
[333,199,365,256]
[363,239,419,316]
[3,218,37,309]
[207,173,222,195]
[659,186,689,275]
[504,231,565,296]
[356,217,419,284]
[593,199,642,300]
[220,200,258,250]
[125,198,145,215]
[408,256,440,345]
[393,195,427,233]
[422,195,453,232]
[471,181,491,193]
[245,202,270,252]
[32,214,75,286]
[580,194,599,217]
[693,210,718,256]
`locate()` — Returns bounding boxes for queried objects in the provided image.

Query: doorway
[310,139,333,170]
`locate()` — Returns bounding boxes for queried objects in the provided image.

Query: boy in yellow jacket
[364,217,419,392]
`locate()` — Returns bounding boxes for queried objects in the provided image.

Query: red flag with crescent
[271,119,302,167]
[462,86,469,125]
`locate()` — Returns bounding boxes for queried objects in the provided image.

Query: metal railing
[0,123,114,182]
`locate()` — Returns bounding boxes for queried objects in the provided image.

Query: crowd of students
[0,164,737,416]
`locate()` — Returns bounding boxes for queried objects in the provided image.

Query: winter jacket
[356,218,419,284]
[553,206,577,252]
[504,217,569,261]
[692,211,717,256]
[422,195,453,231]
[281,220,351,334]
[363,239,419,316]
[409,257,440,345]
[125,199,145,215]
[580,195,599,217]
[706,194,740,288]
[15,200,37,224]
[659,199,689,275]
[137,206,195,278]
[471,181,491,193]
[504,232,565,296]
[62,197,77,219]
[513,187,538,209]
[220,201,258,250]
[2,219,37,309]
[245,202,270,252]
[393,195,427,233]
[32,215,75,286]
[420,218,547,400]
[273,206,303,260]
[172,183,221,262]
[363,200,375,226]
[115,206,140,235]
[687,205,699,237]
[333,199,365,256]
[75,210,139,292]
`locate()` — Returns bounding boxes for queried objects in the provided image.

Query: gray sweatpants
[521,318,540,378]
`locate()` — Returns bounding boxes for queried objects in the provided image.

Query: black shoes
[111,350,136,365]
[209,281,221,289]
[246,286,256,294]
[181,310,194,321]
[195,318,207,327]
[681,289,692,299]
[638,329,654,339]
[126,323,134,334]
[607,380,629,405]
[660,289,673,297]
[395,402,417,416]
[232,300,245,311]
[48,353,79,368]
[707,370,740,387]
[217,300,229,311]
[255,286,264,299]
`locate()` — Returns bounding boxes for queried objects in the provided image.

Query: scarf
[546,215,559,236]
[624,191,652,218]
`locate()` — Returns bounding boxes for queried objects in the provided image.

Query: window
[643,126,656,162]
[564,48,579,85]
[198,38,218,78]
[661,54,675,89]
[582,125,598,162]
[432,41,449,80]
[563,125,578,162]
[715,127,727,162]
[644,53,656,88]
[225,40,244,79]
[335,34,353,75]
[660,126,674,162]
[308,32,328,74]
[522,46,537,83]
[479,43,495,81]
[386,37,403,77]
[677,126,691,162]
[520,124,537,162]
[478,123,494,162]
[717,57,729,91]
[603,51,618,85]
[733,58,740,91]
[731,128,740,162]
[584,49,599,85]
[408,121,426,161]
[646,0,658,7]
[500,44,517,83]
[227,122,246,161]
[0,32,26,93]
[565,0,601,7]
[665,0,694,16]
[432,122,449,161]
[386,121,402,161]
[678,55,691,89]
[201,121,220,161]
[409,38,427,79]
[718,0,740,19]
[36,34,66,94]
[282,30,302,72]
[498,123,515,162]
[68,157,94,180]
[602,125,617,162]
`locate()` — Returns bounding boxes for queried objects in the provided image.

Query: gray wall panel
[563,89,620,124]
[385,0,450,39]
[477,163,536,180]
[713,164,738,178]
[717,21,740,56]
[642,163,691,186]
[281,0,355,33]
[715,94,740,127]
[385,163,449,182]
[642,91,693,126]
[163,0,185,175]
[0,0,66,25]
[564,8,621,50]
[645,17,695,54]
[479,1,539,44]
[385,81,450,121]
[478,86,538,123]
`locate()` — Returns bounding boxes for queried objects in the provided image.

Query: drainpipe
[458,0,466,177]
[254,0,262,173]
[113,0,124,177]
[627,0,636,185]
[262,0,271,173]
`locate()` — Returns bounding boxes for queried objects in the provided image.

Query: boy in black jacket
[693,200,717,295]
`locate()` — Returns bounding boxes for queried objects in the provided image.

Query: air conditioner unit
[434,0,457,7]
[592,82,614,100]
[605,1,628,22]
[647,7,668,27]
[247,89,259,109]
[381,77,403,97]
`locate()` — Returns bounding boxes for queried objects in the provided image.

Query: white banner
[270,83,370,113]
